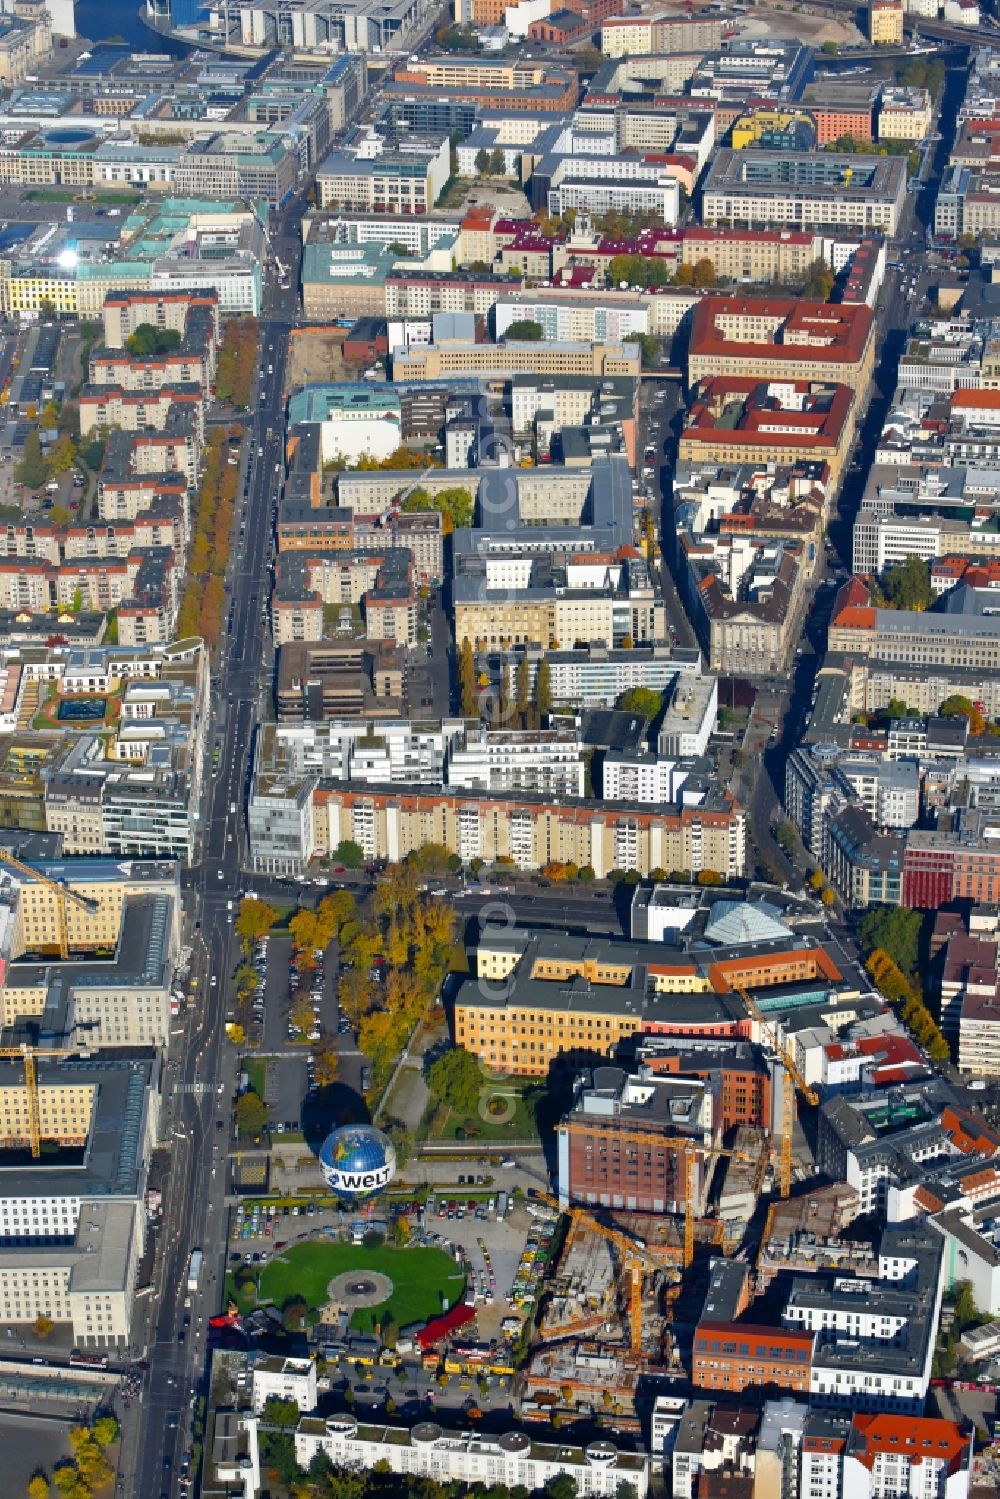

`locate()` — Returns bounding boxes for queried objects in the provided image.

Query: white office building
[447,726,585,798]
[251,1356,318,1414]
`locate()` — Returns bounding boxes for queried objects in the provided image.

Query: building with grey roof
[2,891,178,1051]
[784,1225,944,1413]
[816,1077,1000,1219]
[702,149,907,235]
[0,1051,160,1346]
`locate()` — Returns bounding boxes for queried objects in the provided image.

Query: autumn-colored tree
[31,1316,53,1339]
[318,889,355,932]
[373,863,420,922]
[189,531,211,576]
[339,967,373,1028]
[939,693,986,737]
[47,435,77,474]
[289,996,315,1036]
[92,1415,119,1448]
[459,636,477,718]
[514,655,530,724]
[692,257,716,289]
[313,1037,340,1086]
[235,966,260,1003]
[176,579,203,640]
[27,1475,50,1499]
[16,430,47,489]
[289,908,319,953]
[199,573,226,644]
[235,1090,267,1138]
[414,897,456,956]
[50,1467,81,1496]
[384,919,409,968]
[535,657,552,720]
[235,896,277,950]
[358,1009,399,1070]
[292,945,319,976]
[74,1441,112,1490]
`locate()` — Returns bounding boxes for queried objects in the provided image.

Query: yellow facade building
[868,0,904,44]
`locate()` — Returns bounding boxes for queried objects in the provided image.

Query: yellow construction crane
[0,852,99,960]
[533,1188,672,1356]
[0,1042,81,1158]
[733,982,819,1198]
[541,1123,768,1351]
[555,1121,762,1270]
[555,1121,701,1267]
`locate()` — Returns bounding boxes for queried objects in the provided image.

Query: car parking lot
[227,1196,339,1262]
[329,1351,516,1424]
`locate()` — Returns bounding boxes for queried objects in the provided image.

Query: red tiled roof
[690,296,874,365]
[849,1414,968,1475]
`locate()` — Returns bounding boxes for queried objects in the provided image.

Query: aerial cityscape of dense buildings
[4,0,1000,1496]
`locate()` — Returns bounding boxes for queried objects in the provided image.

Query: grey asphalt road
[127,203,304,1499]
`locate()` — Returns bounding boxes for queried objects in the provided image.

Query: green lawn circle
[257,1242,465,1335]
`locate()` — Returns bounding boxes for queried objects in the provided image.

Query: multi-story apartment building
[317,137,449,214]
[173,131,299,205]
[679,227,820,284]
[692,1324,814,1395]
[680,379,857,491]
[682,535,811,678]
[868,0,904,44]
[385,270,510,319]
[687,298,876,394]
[600,14,723,56]
[786,1228,944,1415]
[304,782,746,882]
[828,576,1000,672]
[454,927,844,1077]
[295,1415,648,1496]
[797,80,879,144]
[384,57,578,115]
[392,340,640,382]
[701,150,906,235]
[634,1037,774,1135]
[0,1052,159,1347]
[453,568,665,654]
[878,85,932,140]
[248,717,585,799]
[251,1357,318,1415]
[475,642,702,710]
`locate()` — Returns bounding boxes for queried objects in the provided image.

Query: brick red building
[529,10,591,43]
[557,1068,712,1215]
[560,0,626,20]
[904,825,1000,908]
[693,1322,814,1394]
[635,1040,773,1135]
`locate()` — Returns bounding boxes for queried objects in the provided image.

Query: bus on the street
[187,1248,203,1293]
